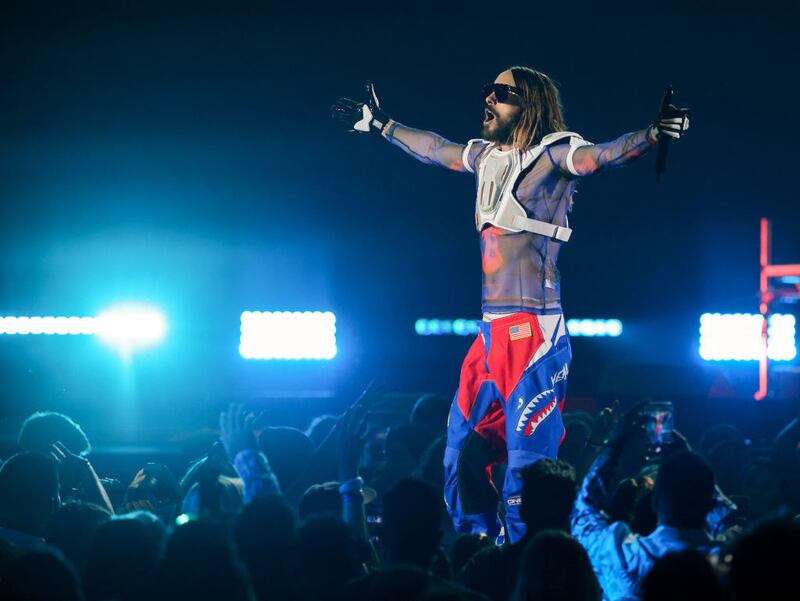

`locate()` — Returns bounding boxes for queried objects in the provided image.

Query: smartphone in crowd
[640,400,674,446]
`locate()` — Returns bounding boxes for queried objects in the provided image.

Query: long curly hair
[508,67,567,150]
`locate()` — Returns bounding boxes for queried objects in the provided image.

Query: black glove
[331,81,392,135]
[654,102,690,140]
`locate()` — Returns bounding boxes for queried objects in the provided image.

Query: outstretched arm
[549,99,690,177]
[381,119,467,171]
[549,128,657,177]
[332,81,469,172]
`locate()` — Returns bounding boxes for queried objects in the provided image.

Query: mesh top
[385,122,655,313]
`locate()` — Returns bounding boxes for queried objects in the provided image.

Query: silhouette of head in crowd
[0,548,84,601]
[652,451,714,529]
[234,494,297,601]
[157,519,254,601]
[297,514,363,601]
[17,412,91,457]
[45,501,110,573]
[730,519,800,601]
[641,550,725,601]
[519,459,577,535]
[258,427,314,490]
[511,530,601,601]
[0,452,60,537]
[381,477,444,569]
[83,514,165,601]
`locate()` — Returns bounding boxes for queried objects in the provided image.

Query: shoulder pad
[540,131,584,146]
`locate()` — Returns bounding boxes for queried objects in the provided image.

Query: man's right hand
[331,81,391,135]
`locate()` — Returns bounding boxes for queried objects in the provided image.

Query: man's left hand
[652,103,691,141]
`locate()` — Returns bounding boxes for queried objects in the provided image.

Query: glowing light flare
[239,311,337,360]
[699,313,796,361]
[94,304,168,352]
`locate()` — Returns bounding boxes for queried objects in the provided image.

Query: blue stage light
[239,310,337,360]
[699,313,796,361]
[1,315,95,336]
[414,319,480,336]
[1,305,167,358]
[566,319,623,337]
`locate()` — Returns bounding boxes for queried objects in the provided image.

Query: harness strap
[510,215,572,242]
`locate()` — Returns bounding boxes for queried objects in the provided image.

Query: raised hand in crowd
[219,404,258,461]
[50,440,113,514]
[219,403,279,503]
[338,380,383,482]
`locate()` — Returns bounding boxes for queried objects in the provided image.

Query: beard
[481,112,519,144]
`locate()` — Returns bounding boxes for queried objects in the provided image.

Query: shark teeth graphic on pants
[515,391,558,437]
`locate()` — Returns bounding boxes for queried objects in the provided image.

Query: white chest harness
[463,132,591,243]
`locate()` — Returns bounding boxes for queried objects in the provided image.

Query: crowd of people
[1,390,799,601]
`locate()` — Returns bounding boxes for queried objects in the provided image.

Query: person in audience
[698,424,748,496]
[180,472,244,520]
[298,514,365,601]
[458,459,577,601]
[770,415,800,514]
[0,452,60,549]
[219,404,280,503]
[44,500,110,573]
[306,414,338,447]
[17,412,113,513]
[82,514,165,601]
[641,550,726,601]
[449,534,493,578]
[122,462,183,523]
[17,411,91,457]
[155,519,255,601]
[0,547,85,601]
[608,476,657,536]
[257,426,314,491]
[729,519,800,601]
[571,404,733,601]
[234,494,299,601]
[510,529,601,601]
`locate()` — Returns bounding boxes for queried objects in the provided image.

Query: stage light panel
[566,319,623,337]
[0,305,167,357]
[239,311,337,360]
[0,315,96,335]
[415,318,623,338]
[414,319,481,336]
[699,313,796,361]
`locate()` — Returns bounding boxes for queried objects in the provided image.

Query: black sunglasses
[482,83,523,103]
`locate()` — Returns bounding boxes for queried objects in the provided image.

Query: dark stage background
[0,2,797,444]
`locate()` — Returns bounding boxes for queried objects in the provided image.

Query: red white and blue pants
[443,312,570,543]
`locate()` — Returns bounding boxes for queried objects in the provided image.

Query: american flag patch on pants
[509,322,532,341]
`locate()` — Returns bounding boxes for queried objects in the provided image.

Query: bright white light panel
[699,313,796,361]
[0,316,97,335]
[0,306,168,353]
[239,311,337,360]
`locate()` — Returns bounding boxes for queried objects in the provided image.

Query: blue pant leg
[444,385,504,539]
[502,341,572,542]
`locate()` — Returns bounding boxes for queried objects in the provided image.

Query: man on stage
[332,67,689,542]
